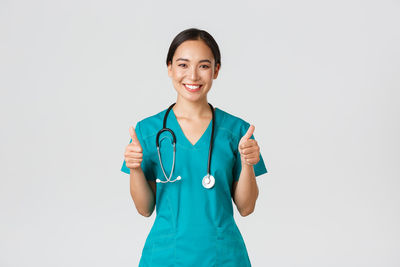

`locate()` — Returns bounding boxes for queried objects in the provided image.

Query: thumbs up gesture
[124,126,143,170]
[238,125,260,166]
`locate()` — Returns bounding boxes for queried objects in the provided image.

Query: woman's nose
[189,67,199,80]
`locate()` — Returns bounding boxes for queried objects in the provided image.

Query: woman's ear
[213,63,220,79]
[167,62,172,77]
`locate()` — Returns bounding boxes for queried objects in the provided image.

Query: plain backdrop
[1,0,399,266]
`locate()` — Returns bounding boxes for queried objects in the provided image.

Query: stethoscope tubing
[155,102,215,183]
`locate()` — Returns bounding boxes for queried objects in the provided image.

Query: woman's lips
[183,83,202,92]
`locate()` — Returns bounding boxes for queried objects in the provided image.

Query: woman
[121,28,268,266]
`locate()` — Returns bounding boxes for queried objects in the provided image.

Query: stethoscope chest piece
[202,174,215,189]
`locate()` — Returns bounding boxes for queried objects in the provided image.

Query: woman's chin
[178,93,206,102]
[174,86,210,102]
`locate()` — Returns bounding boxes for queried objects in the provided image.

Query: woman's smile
[183,83,203,92]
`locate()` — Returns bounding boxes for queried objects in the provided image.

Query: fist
[238,125,260,166]
[124,126,143,170]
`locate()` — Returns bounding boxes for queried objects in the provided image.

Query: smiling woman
[121,28,268,267]
[167,37,220,104]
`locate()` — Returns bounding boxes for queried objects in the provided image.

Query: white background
[1,0,399,266]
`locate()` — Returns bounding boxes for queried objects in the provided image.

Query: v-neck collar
[169,107,217,149]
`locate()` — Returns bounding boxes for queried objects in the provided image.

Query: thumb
[129,126,140,144]
[240,124,255,143]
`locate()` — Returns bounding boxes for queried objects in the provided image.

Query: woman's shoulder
[215,106,250,139]
[136,108,168,140]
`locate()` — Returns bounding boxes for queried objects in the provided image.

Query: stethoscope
[155,102,216,189]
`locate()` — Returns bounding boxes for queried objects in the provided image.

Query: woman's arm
[130,167,156,217]
[232,124,260,216]
[232,164,259,216]
[125,126,156,217]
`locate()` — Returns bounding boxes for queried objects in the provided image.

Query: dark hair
[166,28,221,68]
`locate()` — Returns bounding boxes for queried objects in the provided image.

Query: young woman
[121,28,268,267]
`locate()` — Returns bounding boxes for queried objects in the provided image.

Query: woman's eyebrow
[176,58,211,64]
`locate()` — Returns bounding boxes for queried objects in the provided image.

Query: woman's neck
[172,96,211,119]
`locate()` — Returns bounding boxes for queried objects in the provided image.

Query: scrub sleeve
[121,107,268,267]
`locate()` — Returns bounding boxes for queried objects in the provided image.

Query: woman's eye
[178,64,209,69]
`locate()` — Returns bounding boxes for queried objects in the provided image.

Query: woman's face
[167,39,220,103]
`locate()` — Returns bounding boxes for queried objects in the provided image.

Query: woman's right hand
[124,126,143,170]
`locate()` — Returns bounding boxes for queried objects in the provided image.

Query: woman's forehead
[174,40,214,61]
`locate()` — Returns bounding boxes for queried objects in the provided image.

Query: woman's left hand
[238,125,260,166]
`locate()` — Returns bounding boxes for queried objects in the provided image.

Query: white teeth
[185,84,200,89]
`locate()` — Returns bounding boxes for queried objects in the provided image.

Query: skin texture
[124,39,260,217]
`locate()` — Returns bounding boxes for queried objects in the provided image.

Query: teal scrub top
[121,106,268,267]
